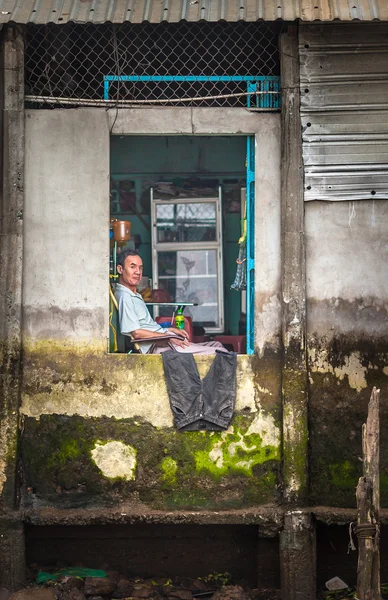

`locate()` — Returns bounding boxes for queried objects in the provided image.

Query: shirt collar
[116,283,142,298]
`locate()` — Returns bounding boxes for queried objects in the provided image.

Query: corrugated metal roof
[1,0,388,24]
[300,23,388,201]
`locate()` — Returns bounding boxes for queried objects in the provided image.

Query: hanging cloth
[231,241,246,291]
[231,203,247,291]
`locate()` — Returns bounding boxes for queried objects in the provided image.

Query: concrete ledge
[21,506,388,531]
[312,506,388,525]
[22,505,284,538]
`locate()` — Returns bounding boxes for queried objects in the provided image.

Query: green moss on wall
[21,413,281,511]
[328,460,358,490]
[48,439,82,467]
[194,429,279,478]
[161,457,178,485]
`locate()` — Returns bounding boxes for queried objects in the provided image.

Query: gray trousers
[161,350,237,430]
[153,340,225,354]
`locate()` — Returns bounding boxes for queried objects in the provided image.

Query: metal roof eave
[1,0,388,25]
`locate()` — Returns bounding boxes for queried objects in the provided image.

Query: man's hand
[169,328,190,348]
[171,336,190,348]
[169,327,189,340]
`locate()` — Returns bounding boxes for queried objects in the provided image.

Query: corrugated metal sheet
[300,23,388,201]
[1,0,388,24]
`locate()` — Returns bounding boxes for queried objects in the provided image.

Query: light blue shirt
[115,284,165,354]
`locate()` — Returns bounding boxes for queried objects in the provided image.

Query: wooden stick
[364,387,381,599]
[356,387,381,600]
[356,476,373,599]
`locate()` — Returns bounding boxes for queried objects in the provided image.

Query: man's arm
[132,328,188,340]
[131,328,190,348]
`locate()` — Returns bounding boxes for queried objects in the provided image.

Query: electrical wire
[26,89,280,107]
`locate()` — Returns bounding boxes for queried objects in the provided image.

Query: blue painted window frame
[246,136,255,355]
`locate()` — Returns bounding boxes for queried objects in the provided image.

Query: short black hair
[117,248,141,268]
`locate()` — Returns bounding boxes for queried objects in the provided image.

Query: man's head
[117,249,143,291]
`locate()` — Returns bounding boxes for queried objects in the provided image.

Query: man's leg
[154,341,225,355]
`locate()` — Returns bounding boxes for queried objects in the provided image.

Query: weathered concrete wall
[306,200,388,506]
[20,108,282,513]
[21,352,281,510]
[24,109,110,349]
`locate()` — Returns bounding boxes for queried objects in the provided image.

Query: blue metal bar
[246,135,255,355]
[246,82,256,109]
[103,75,281,108]
[103,78,110,101]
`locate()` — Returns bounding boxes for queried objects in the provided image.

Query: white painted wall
[255,116,281,355]
[306,200,388,338]
[24,109,110,344]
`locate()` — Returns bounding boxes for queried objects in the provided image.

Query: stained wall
[306,200,388,506]
[19,107,282,512]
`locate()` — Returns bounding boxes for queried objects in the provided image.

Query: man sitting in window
[115,249,225,354]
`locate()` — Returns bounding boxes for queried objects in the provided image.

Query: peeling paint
[309,348,367,392]
[334,353,368,391]
[245,411,280,447]
[257,384,272,395]
[255,293,282,356]
[91,441,137,481]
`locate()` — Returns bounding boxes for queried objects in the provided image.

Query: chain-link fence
[25,21,282,108]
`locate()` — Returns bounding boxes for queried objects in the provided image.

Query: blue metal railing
[103,75,281,109]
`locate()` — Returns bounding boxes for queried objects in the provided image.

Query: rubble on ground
[6,572,281,600]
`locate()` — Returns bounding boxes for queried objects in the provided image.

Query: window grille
[25,21,282,108]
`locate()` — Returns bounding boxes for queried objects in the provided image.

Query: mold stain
[91,440,137,481]
[193,415,280,478]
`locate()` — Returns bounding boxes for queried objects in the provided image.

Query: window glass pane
[157,250,219,328]
[156,202,217,243]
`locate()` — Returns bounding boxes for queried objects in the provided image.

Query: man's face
[117,255,143,290]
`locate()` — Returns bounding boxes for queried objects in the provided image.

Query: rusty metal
[1,0,388,24]
[300,23,388,201]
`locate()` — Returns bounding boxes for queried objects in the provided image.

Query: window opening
[109,136,252,354]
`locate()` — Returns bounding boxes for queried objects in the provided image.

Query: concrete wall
[306,200,388,340]
[306,200,388,506]
[24,109,110,349]
[20,107,283,513]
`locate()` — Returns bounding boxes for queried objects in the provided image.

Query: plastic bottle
[175,308,185,330]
